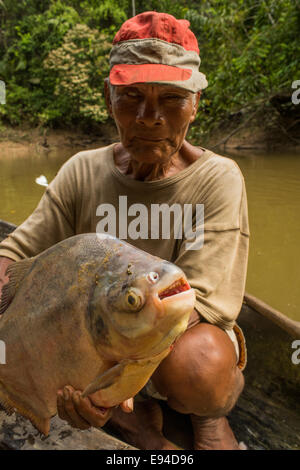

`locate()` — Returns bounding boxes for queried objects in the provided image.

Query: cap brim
[110,64,192,86]
[109,64,208,92]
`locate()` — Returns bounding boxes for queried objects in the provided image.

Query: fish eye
[147,272,159,284]
[125,289,143,311]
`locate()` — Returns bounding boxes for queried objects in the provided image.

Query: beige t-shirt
[0,144,249,329]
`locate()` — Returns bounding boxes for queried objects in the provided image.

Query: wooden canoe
[0,219,299,450]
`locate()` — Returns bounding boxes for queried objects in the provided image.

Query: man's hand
[57,386,134,430]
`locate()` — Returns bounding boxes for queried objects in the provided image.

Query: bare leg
[107,399,178,450]
[191,416,240,450]
[108,323,245,450]
[151,323,245,450]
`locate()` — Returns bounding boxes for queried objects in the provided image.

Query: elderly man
[0,12,249,450]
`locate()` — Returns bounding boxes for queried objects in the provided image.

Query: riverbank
[0,124,115,154]
[204,109,300,151]
[1,120,299,153]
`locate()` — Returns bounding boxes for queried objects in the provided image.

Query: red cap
[113,11,199,54]
[109,12,208,92]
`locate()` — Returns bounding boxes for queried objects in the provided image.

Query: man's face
[105,82,199,164]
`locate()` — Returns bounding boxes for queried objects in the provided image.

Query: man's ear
[104,78,113,118]
[190,91,201,123]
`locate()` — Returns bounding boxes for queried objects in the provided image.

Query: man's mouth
[158,278,191,300]
[135,136,165,142]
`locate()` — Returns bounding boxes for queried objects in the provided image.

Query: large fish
[0,233,195,435]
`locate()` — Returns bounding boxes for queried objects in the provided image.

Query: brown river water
[0,143,299,321]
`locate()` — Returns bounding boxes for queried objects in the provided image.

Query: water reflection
[223,148,300,322]
[0,145,80,225]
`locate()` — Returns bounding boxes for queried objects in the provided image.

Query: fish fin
[0,258,35,314]
[81,353,170,399]
[32,416,50,436]
[0,383,50,435]
[81,361,129,398]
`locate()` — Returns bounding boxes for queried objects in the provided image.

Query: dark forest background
[0,0,299,142]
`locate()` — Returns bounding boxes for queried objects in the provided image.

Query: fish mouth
[158,277,191,300]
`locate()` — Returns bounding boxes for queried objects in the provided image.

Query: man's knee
[151,323,244,417]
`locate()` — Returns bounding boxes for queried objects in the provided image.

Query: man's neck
[113,141,204,182]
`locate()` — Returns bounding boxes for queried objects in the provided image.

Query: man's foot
[106,398,179,450]
[191,415,243,450]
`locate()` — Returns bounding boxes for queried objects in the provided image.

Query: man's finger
[72,392,112,428]
[58,386,91,430]
[120,398,134,413]
[57,391,71,423]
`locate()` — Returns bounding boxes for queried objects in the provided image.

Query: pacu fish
[0,233,195,435]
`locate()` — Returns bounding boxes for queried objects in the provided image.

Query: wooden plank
[227,304,300,450]
[0,412,136,450]
[244,292,300,338]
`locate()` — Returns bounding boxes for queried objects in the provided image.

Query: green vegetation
[0,0,299,142]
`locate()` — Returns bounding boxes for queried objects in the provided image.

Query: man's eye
[126,92,140,98]
[163,95,185,100]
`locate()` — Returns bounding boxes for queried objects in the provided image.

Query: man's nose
[136,99,164,127]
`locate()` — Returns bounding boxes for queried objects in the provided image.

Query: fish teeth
[158,278,190,300]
